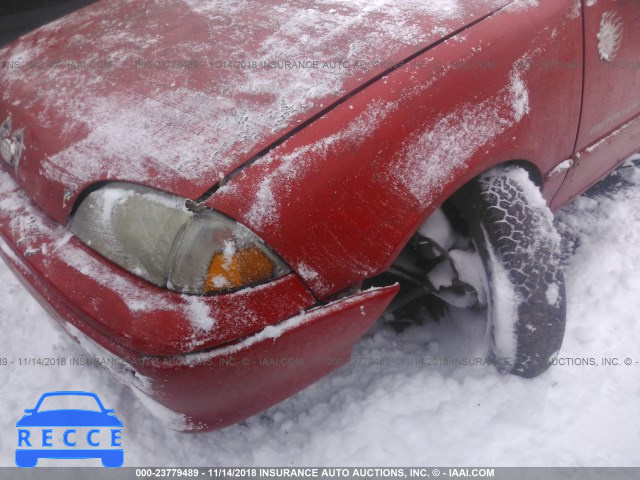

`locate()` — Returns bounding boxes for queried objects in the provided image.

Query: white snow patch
[393,92,510,205]
[209,275,231,289]
[568,0,582,20]
[500,167,555,225]
[480,224,520,365]
[221,240,236,270]
[546,283,560,306]
[0,236,21,265]
[183,296,216,332]
[297,262,321,285]
[509,0,540,10]
[418,208,456,251]
[449,249,488,305]
[509,67,530,122]
[597,11,623,62]
[392,43,541,207]
[428,260,456,290]
[547,159,574,178]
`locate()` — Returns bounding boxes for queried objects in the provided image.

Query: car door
[551,0,640,208]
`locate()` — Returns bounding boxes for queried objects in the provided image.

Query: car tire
[453,165,566,378]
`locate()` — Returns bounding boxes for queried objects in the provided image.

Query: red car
[0,0,638,431]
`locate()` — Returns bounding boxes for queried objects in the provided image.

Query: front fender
[206,0,583,299]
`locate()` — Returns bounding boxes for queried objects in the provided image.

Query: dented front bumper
[0,170,398,430]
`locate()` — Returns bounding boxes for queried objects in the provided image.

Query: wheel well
[494,159,543,188]
[363,158,544,320]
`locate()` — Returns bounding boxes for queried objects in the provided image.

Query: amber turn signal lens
[205,246,275,293]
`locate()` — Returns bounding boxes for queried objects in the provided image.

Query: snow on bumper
[0,170,399,430]
[71,285,398,431]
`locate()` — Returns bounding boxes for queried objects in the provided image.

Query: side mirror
[105,409,115,414]
[23,409,34,414]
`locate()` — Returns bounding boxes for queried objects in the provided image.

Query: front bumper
[0,170,398,430]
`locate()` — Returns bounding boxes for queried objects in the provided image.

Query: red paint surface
[0,0,639,430]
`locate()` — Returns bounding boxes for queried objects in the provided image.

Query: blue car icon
[16,391,123,468]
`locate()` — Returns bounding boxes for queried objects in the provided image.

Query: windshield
[36,394,102,412]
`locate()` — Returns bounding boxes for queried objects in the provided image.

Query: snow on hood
[0,0,510,222]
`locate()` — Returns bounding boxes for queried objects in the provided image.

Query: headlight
[70,183,290,294]
[1,115,24,168]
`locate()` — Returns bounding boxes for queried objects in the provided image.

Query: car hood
[0,0,511,223]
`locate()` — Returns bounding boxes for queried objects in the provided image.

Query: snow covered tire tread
[456,166,566,378]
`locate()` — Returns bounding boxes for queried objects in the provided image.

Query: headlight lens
[70,183,290,294]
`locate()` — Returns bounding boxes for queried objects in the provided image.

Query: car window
[37,394,102,412]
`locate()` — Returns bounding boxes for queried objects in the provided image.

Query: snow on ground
[1,155,640,467]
